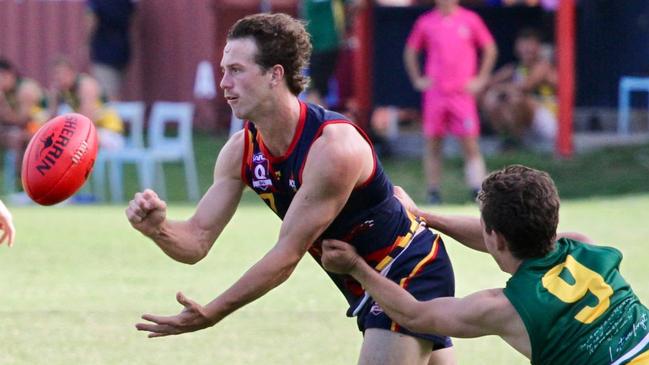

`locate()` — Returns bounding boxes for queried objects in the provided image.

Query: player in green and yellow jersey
[321,165,649,365]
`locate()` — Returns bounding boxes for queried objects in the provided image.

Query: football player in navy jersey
[126,13,456,365]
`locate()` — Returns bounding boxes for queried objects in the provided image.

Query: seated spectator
[0,58,49,185]
[48,56,124,150]
[481,28,557,150]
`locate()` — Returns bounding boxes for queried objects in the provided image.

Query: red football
[21,113,98,205]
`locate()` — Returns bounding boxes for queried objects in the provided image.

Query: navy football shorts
[351,228,455,350]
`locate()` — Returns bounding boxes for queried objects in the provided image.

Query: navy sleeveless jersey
[241,102,415,307]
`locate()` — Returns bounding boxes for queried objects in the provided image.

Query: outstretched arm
[393,186,487,252]
[135,123,374,337]
[321,239,530,356]
[126,131,246,264]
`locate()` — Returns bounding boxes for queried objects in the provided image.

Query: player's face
[0,70,16,92]
[220,38,274,121]
[52,65,76,90]
[515,37,541,65]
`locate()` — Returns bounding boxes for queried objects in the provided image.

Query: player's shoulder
[305,102,350,123]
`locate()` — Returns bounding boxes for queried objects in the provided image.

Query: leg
[358,328,432,365]
[423,137,444,195]
[458,136,485,193]
[449,93,485,194]
[427,347,457,365]
[422,91,446,202]
[356,231,456,365]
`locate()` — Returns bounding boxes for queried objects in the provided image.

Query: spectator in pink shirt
[404,0,497,204]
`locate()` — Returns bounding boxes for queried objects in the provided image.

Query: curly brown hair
[478,165,559,259]
[227,13,312,95]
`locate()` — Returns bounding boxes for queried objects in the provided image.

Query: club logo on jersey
[289,178,297,191]
[370,303,384,316]
[252,152,273,190]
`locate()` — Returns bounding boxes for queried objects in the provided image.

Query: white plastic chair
[108,101,199,202]
[617,76,649,135]
[92,101,145,201]
[3,150,17,195]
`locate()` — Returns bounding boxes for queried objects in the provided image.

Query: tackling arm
[393,186,487,252]
[321,239,530,356]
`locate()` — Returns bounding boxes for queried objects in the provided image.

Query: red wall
[0,0,223,130]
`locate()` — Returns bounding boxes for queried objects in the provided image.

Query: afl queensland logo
[252,153,273,190]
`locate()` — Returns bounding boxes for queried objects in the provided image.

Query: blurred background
[0,0,648,204]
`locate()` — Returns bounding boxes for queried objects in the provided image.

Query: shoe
[427,190,442,205]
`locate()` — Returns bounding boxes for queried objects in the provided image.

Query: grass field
[0,193,648,364]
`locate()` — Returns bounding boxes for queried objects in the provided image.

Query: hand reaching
[321,239,361,275]
[393,186,422,216]
[135,292,216,338]
[126,189,167,238]
[0,200,15,247]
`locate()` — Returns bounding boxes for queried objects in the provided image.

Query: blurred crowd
[1,0,557,203]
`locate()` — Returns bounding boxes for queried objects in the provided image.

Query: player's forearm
[149,220,214,264]
[478,43,498,80]
[403,48,422,84]
[203,246,302,322]
[419,212,487,252]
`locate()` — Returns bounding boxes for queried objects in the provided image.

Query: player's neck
[254,95,301,157]
[438,4,458,16]
[504,255,524,275]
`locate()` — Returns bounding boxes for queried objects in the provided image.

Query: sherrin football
[21,113,98,205]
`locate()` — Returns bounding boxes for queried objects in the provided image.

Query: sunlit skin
[0,69,17,93]
[219,37,301,156]
[515,37,543,67]
[435,0,459,15]
[51,64,76,92]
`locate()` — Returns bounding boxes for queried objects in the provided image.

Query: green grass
[0,195,648,364]
[380,142,649,204]
[31,133,647,205]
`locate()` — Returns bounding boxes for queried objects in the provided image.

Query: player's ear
[494,231,508,252]
[269,65,284,86]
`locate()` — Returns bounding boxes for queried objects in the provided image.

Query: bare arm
[520,60,556,94]
[126,131,246,264]
[135,123,374,337]
[467,42,498,94]
[403,45,431,91]
[200,124,371,323]
[321,239,531,357]
[393,186,487,252]
[477,43,498,82]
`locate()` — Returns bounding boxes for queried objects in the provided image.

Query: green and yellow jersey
[504,238,649,365]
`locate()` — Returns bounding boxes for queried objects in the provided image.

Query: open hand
[135,292,215,338]
[321,239,361,275]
